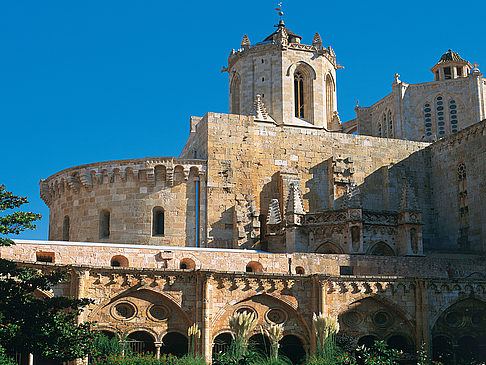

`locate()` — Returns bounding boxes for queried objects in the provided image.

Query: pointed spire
[250,94,274,122]
[241,34,251,50]
[344,183,362,209]
[267,199,282,225]
[312,32,322,48]
[399,182,420,211]
[286,183,305,214]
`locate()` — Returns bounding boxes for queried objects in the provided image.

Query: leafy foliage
[355,340,401,365]
[0,184,41,247]
[0,344,17,365]
[0,186,97,361]
[92,353,180,365]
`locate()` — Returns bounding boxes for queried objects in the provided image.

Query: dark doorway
[127,331,155,354]
[280,335,306,364]
[358,335,378,348]
[387,335,413,355]
[212,333,233,359]
[161,332,188,357]
[249,334,270,356]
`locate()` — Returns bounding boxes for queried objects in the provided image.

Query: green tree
[0,184,98,361]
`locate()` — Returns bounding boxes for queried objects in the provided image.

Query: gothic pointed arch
[87,287,192,342]
[432,297,486,363]
[292,63,315,122]
[230,72,241,115]
[339,296,415,354]
[367,241,395,256]
[211,292,311,354]
[315,241,343,254]
[325,73,336,128]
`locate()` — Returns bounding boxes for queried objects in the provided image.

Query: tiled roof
[438,49,468,64]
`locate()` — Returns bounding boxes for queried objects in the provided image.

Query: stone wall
[3,240,486,363]
[181,113,430,249]
[428,120,486,252]
[40,157,206,246]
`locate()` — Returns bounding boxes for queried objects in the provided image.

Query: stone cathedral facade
[3,20,486,364]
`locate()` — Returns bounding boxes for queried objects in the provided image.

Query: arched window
[377,122,382,137]
[382,112,388,137]
[99,210,110,239]
[111,255,128,267]
[230,73,240,115]
[62,215,70,241]
[246,261,263,273]
[180,258,196,270]
[294,71,305,118]
[410,228,418,254]
[326,74,335,128]
[388,110,393,137]
[152,207,164,236]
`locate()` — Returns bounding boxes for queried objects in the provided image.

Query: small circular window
[342,311,362,327]
[149,305,169,321]
[266,308,287,324]
[235,306,257,318]
[445,311,462,327]
[113,302,136,320]
[373,311,391,327]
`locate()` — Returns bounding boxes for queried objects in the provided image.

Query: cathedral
[3,18,486,365]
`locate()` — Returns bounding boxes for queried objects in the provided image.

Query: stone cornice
[39,157,207,206]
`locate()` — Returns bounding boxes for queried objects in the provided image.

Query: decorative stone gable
[241,34,250,50]
[250,94,274,123]
[266,199,282,225]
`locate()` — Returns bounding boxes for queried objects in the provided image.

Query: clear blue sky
[2,0,485,240]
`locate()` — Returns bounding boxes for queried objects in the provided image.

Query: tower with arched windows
[227,20,339,130]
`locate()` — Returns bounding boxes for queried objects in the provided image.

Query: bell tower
[226,19,341,130]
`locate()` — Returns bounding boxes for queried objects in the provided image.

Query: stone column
[73,268,89,324]
[155,343,162,359]
[202,274,213,362]
[28,353,34,365]
[415,279,430,354]
[199,172,207,248]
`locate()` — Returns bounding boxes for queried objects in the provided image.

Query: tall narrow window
[382,112,387,137]
[457,163,469,249]
[449,100,458,134]
[326,74,335,128]
[444,67,452,79]
[388,110,393,137]
[99,210,110,239]
[294,72,305,118]
[62,216,70,241]
[424,103,432,137]
[377,123,382,137]
[153,207,165,236]
[230,73,240,115]
[436,96,445,136]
